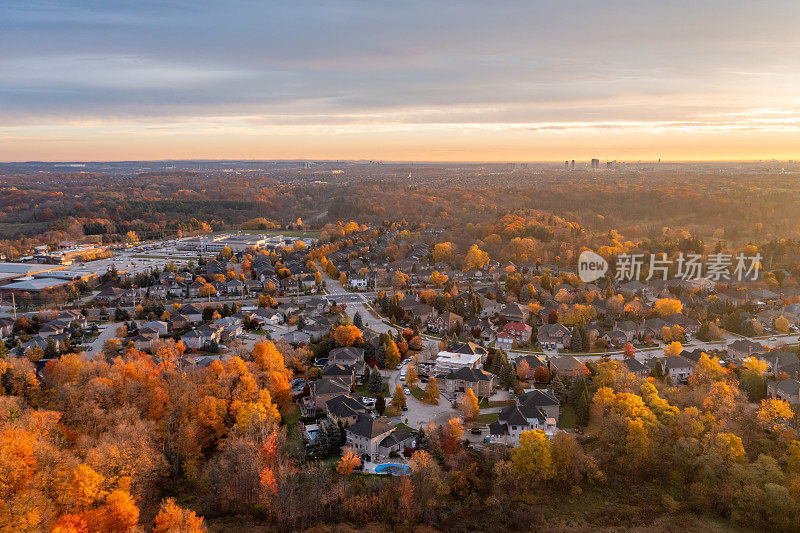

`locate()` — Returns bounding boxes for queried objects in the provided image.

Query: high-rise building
[591,158,600,169]
[564,161,569,169]
[571,160,575,169]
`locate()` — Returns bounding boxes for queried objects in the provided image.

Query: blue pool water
[374,463,411,475]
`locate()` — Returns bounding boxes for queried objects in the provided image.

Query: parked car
[470,427,482,435]
[403,387,411,395]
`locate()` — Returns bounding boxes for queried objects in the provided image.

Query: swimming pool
[374,463,411,475]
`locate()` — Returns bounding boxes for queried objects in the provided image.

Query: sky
[1,0,799,162]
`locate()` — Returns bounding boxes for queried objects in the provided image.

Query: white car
[769,337,777,341]
[403,387,411,395]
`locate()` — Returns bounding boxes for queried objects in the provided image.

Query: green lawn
[410,386,426,401]
[355,383,389,398]
[281,403,301,427]
[475,412,499,425]
[558,404,577,429]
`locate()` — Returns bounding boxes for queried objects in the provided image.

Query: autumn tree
[153,498,204,533]
[663,341,683,357]
[510,429,553,485]
[405,364,418,388]
[654,298,683,316]
[432,242,455,263]
[391,385,407,410]
[757,398,794,432]
[336,448,362,476]
[460,388,480,420]
[464,244,489,270]
[333,324,363,347]
[774,316,790,334]
[424,377,440,404]
[385,337,401,369]
[623,342,635,359]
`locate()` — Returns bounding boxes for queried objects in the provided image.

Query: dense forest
[2,341,800,531]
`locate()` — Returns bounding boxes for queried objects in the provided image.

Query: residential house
[325,394,367,425]
[537,323,572,350]
[500,302,530,323]
[727,339,767,361]
[432,351,482,375]
[767,379,800,404]
[660,355,696,383]
[440,367,495,397]
[346,415,414,459]
[622,357,650,378]
[549,356,588,378]
[426,311,463,334]
[489,401,557,446]
[321,363,356,388]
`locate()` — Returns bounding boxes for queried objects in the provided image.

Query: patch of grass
[355,383,389,398]
[410,386,426,401]
[475,412,499,424]
[281,403,301,427]
[558,404,577,429]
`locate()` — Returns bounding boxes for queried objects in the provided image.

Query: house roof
[348,414,394,439]
[325,394,366,418]
[518,389,559,409]
[769,379,800,396]
[311,378,351,396]
[443,366,494,383]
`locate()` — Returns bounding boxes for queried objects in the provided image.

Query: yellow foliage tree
[757,398,794,432]
[333,325,363,347]
[654,298,683,316]
[663,341,683,357]
[510,430,553,484]
[460,388,480,420]
[336,448,361,476]
[391,385,407,410]
[463,244,490,271]
[153,498,204,533]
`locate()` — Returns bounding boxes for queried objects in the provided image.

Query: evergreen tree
[326,424,342,455]
[579,325,590,352]
[377,343,387,367]
[550,376,568,404]
[570,327,583,352]
[44,338,58,359]
[567,377,586,406]
[353,311,363,329]
[375,394,386,415]
[369,369,383,395]
[575,390,590,425]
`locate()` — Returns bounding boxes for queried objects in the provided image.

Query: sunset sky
[2,1,799,162]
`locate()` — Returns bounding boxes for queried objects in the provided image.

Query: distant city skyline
[2,1,799,162]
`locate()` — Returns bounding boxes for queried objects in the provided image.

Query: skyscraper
[591,158,600,169]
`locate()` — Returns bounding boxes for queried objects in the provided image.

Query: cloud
[1,1,799,159]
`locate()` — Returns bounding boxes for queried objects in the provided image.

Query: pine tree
[375,394,386,415]
[353,311,363,329]
[369,369,383,395]
[579,325,590,352]
[550,376,568,404]
[575,390,590,426]
[377,344,387,367]
[567,377,585,406]
[570,327,583,352]
[326,424,341,456]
